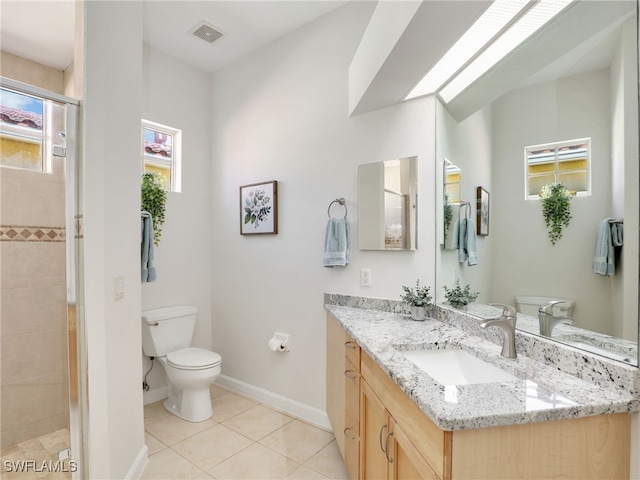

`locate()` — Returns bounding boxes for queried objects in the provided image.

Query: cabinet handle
[379,424,388,456]
[345,341,357,350]
[344,369,358,379]
[385,430,394,463]
[344,427,356,440]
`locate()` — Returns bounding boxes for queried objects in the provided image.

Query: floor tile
[211,392,259,423]
[284,465,331,479]
[144,432,166,456]
[223,404,293,441]
[140,448,203,480]
[260,419,335,463]
[206,443,298,480]
[172,424,252,471]
[144,400,172,423]
[303,441,349,480]
[145,414,217,446]
[210,384,227,398]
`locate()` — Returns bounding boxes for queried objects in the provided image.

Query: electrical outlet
[360,268,372,287]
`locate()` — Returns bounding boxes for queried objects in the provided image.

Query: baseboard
[216,375,332,431]
[143,386,167,406]
[125,444,148,480]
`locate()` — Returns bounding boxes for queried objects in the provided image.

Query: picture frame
[476,186,490,236]
[240,180,278,235]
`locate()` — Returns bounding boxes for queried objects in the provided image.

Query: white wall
[209,2,436,415]
[140,44,213,396]
[82,2,146,478]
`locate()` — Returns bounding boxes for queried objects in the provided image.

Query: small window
[525,138,590,199]
[141,119,181,192]
[0,88,46,171]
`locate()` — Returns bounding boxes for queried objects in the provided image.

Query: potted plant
[400,279,433,321]
[539,183,572,246]
[443,280,478,309]
[141,172,167,246]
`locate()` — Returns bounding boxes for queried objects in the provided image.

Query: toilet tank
[515,296,575,317]
[141,305,197,357]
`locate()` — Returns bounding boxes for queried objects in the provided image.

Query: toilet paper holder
[268,332,290,352]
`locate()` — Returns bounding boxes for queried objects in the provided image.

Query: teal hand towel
[323,217,350,267]
[593,218,614,276]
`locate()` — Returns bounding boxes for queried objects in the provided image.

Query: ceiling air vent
[191,22,223,44]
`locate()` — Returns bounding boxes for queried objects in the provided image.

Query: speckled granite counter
[325,296,640,432]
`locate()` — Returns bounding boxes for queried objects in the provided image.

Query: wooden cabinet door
[326,314,346,456]
[344,356,360,479]
[389,418,440,480]
[361,380,391,480]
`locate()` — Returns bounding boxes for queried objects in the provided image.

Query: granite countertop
[326,304,638,431]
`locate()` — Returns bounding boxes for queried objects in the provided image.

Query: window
[141,119,181,192]
[525,138,590,199]
[0,88,46,171]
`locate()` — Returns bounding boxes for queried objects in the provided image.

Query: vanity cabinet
[327,313,631,479]
[326,314,360,479]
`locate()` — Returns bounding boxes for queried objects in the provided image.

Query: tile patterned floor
[0,428,72,480]
[142,385,349,480]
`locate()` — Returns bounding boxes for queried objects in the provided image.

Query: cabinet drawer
[344,334,360,366]
[345,356,360,421]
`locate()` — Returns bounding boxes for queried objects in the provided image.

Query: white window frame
[525,137,591,200]
[141,119,182,193]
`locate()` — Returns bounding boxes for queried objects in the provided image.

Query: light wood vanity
[327,312,631,480]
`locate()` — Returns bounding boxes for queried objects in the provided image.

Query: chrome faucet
[538,300,574,337]
[480,303,517,358]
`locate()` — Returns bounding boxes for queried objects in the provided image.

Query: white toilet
[141,305,221,422]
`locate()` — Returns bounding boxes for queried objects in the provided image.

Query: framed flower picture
[240,180,278,235]
[476,186,489,236]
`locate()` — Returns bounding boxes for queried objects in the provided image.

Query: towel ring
[328,198,348,219]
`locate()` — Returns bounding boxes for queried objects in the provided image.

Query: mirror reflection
[358,156,418,250]
[435,1,638,366]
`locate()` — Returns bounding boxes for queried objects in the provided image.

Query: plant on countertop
[443,279,478,308]
[141,172,167,246]
[539,182,572,246]
[400,279,433,307]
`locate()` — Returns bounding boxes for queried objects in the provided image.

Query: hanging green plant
[443,193,453,244]
[539,183,572,246]
[141,172,167,246]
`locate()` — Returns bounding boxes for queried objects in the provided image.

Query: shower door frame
[1,76,88,479]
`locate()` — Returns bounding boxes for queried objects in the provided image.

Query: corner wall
[209,2,436,415]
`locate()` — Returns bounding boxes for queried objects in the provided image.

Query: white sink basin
[401,349,519,385]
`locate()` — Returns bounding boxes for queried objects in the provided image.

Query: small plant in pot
[400,280,433,321]
[443,280,478,310]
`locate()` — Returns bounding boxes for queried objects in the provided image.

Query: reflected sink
[401,349,519,385]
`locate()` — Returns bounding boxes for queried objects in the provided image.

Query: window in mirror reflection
[445,161,461,202]
[526,138,590,199]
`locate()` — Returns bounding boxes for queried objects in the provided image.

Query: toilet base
[163,385,213,423]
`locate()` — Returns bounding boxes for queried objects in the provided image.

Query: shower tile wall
[0,157,69,448]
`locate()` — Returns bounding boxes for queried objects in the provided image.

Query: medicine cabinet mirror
[358,156,418,251]
[435,0,639,366]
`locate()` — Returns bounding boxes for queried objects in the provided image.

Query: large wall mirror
[435,0,639,366]
[359,156,418,250]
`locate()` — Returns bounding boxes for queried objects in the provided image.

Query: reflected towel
[455,218,478,266]
[142,211,156,282]
[611,222,624,247]
[323,217,350,267]
[593,218,614,276]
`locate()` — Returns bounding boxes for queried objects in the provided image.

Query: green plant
[539,183,572,246]
[443,280,478,308]
[443,193,453,243]
[400,279,433,307]
[141,172,167,246]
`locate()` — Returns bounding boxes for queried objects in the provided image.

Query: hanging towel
[611,222,624,247]
[454,218,478,266]
[593,218,614,276]
[141,211,157,282]
[323,217,350,267]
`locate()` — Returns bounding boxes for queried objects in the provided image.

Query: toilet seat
[167,347,221,370]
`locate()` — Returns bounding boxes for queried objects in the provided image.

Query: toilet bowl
[142,306,222,422]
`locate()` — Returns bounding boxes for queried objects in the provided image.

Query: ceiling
[0,1,349,73]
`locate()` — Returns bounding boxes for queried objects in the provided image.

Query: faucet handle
[489,303,517,318]
[538,300,564,315]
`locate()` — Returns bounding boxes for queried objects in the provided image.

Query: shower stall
[0,77,86,478]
